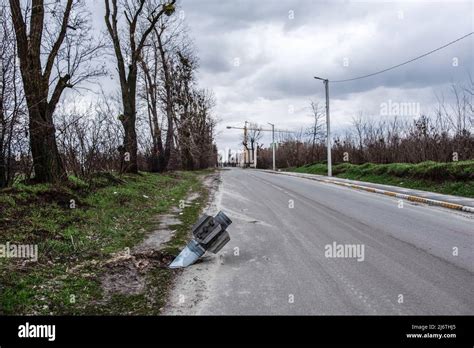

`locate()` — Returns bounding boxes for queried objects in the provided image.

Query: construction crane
[226,122,297,170]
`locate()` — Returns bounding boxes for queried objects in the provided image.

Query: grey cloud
[88,0,473,151]
[184,0,472,98]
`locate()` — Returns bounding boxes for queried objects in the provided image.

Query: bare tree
[244,122,262,167]
[0,1,25,187]
[56,94,123,178]
[140,47,163,172]
[247,122,262,149]
[9,0,105,183]
[172,48,198,170]
[104,0,176,173]
[306,100,325,162]
[190,89,217,169]
[139,12,182,172]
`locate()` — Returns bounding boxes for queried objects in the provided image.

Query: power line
[331,32,473,83]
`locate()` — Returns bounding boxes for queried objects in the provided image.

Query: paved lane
[167,168,474,315]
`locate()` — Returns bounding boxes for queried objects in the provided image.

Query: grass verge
[0,170,213,315]
[287,161,474,198]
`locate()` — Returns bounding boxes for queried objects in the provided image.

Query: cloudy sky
[92,0,473,153]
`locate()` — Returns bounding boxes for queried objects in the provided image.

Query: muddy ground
[97,171,222,313]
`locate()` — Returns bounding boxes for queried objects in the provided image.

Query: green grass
[288,161,474,198]
[0,170,213,315]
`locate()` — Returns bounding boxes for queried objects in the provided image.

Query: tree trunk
[0,145,6,188]
[120,103,138,174]
[21,82,66,182]
[0,97,6,187]
[155,29,173,173]
[9,0,70,183]
[118,64,138,174]
[147,90,164,173]
[149,108,163,172]
[30,120,65,182]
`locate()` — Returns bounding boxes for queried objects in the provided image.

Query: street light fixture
[314,76,332,177]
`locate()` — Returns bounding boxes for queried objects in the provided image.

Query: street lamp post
[314,76,332,177]
[268,122,275,171]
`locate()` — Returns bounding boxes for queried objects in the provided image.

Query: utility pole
[254,143,258,168]
[268,123,276,171]
[314,76,332,177]
[244,121,249,166]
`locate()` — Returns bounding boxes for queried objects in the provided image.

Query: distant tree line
[257,83,474,169]
[0,0,217,187]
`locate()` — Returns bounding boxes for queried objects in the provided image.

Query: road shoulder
[262,170,474,213]
[161,171,223,315]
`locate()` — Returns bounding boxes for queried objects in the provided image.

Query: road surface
[164,168,474,315]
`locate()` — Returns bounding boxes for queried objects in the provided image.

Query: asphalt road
[166,168,474,315]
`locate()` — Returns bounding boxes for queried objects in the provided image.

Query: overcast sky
[92,0,473,153]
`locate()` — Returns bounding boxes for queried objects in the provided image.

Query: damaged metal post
[169,211,232,268]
